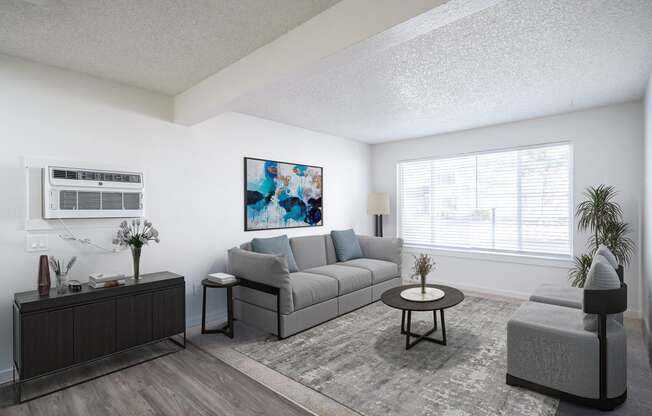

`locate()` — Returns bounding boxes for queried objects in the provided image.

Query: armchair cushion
[530,284,583,309]
[583,255,621,331]
[595,244,618,269]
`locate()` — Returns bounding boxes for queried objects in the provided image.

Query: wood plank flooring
[0,342,312,416]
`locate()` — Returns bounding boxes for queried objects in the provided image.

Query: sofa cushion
[583,255,621,331]
[289,272,339,311]
[251,235,299,273]
[530,284,583,309]
[330,229,363,262]
[340,258,399,284]
[304,264,372,295]
[290,235,327,270]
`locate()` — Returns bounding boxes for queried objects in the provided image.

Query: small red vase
[38,255,51,296]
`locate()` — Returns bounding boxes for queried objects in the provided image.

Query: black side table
[201,278,239,338]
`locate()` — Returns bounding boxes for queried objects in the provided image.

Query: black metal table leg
[440,309,446,345]
[433,310,438,331]
[405,311,412,349]
[403,308,447,350]
[201,285,207,333]
[202,285,235,338]
[226,287,234,338]
[401,310,406,334]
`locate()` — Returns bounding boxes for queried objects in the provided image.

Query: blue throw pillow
[331,229,363,262]
[251,235,299,273]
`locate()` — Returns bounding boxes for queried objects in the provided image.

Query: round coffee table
[381,284,464,350]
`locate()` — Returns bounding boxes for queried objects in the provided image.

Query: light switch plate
[26,234,49,252]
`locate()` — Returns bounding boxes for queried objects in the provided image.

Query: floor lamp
[368,192,390,237]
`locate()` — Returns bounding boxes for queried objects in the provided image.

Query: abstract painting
[244,157,323,231]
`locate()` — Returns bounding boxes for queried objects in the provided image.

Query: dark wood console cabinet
[13,271,185,402]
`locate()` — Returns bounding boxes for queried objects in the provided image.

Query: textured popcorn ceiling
[0,0,340,95]
[234,0,652,143]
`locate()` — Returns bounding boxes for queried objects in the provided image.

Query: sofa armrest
[227,247,293,314]
[357,235,403,269]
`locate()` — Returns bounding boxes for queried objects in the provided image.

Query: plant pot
[55,272,68,294]
[131,246,142,280]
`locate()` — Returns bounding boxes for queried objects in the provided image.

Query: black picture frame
[243,157,324,232]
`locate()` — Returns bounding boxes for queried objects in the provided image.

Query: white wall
[0,54,371,382]
[643,72,652,369]
[372,101,644,310]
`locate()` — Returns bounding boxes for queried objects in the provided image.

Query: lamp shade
[367,192,390,215]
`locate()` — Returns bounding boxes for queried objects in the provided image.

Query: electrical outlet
[26,234,49,252]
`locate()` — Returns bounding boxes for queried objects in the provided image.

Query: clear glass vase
[420,274,427,294]
[131,245,142,280]
[55,272,68,294]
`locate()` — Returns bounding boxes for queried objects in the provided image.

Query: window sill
[403,245,574,269]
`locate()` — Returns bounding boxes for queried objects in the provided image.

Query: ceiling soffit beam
[173,0,447,125]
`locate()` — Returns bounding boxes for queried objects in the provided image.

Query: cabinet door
[152,286,185,339]
[116,293,153,350]
[74,299,116,362]
[21,308,74,379]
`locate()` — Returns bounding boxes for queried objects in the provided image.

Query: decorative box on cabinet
[13,271,185,403]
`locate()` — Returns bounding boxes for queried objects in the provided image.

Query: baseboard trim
[186,309,227,329]
[0,366,13,385]
[428,280,530,301]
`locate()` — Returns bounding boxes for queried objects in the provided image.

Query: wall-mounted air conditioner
[43,165,144,219]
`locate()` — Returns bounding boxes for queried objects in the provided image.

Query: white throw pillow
[583,254,621,331]
[595,244,618,269]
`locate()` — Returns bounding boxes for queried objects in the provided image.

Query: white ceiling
[233,0,652,143]
[0,0,340,94]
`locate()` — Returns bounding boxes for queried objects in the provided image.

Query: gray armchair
[507,283,628,410]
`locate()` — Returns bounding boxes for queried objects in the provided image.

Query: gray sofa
[228,234,403,338]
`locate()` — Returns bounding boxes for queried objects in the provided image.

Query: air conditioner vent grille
[102,192,123,210]
[78,192,100,209]
[123,193,141,210]
[53,169,67,179]
[60,191,77,210]
[51,168,141,183]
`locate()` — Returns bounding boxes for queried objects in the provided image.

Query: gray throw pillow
[583,254,621,331]
[595,244,618,269]
[331,229,363,262]
[251,235,299,273]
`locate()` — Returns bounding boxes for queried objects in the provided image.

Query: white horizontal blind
[398,143,571,257]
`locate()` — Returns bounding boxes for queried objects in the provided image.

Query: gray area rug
[234,296,559,416]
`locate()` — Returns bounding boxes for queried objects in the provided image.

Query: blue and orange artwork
[245,158,323,230]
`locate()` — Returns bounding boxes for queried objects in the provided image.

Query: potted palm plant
[570,185,634,287]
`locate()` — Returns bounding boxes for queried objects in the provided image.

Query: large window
[398,143,572,257]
